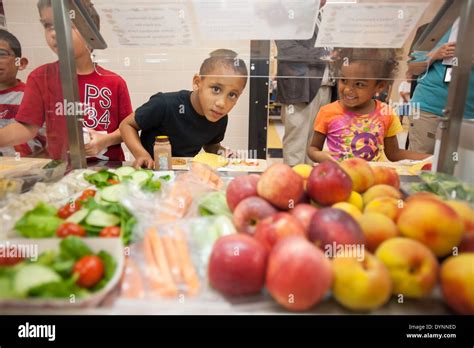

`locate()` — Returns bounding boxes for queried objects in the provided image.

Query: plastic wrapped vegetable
[197,192,232,218]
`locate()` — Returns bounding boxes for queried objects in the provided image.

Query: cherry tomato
[56,222,86,238]
[0,246,24,266]
[73,255,105,288]
[107,179,120,185]
[57,202,81,219]
[78,189,96,202]
[99,226,121,238]
[422,163,432,171]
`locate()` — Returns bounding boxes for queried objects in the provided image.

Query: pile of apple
[208,159,474,314]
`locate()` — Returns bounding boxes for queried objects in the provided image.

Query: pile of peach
[207,159,474,314]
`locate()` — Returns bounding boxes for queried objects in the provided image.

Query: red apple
[257,163,304,210]
[290,203,319,234]
[208,234,268,296]
[297,192,311,205]
[307,161,352,206]
[308,208,365,252]
[232,196,278,235]
[254,212,306,251]
[226,174,260,211]
[266,236,333,311]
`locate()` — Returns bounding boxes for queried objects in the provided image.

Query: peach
[358,212,399,252]
[332,202,362,220]
[459,233,474,252]
[362,184,402,206]
[363,197,402,221]
[346,191,364,211]
[340,158,375,193]
[440,253,474,314]
[404,192,442,203]
[372,166,400,189]
[397,199,464,257]
[375,237,438,299]
[293,164,313,189]
[445,201,474,233]
[332,252,392,311]
[266,236,333,311]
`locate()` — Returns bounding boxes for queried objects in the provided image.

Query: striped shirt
[0,80,46,157]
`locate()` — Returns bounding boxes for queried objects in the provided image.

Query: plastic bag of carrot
[120,216,235,299]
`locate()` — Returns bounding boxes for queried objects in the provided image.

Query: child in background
[398,71,412,124]
[0,0,133,161]
[308,48,429,163]
[0,29,46,157]
[120,49,248,169]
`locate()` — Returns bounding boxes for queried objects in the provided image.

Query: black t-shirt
[135,90,228,157]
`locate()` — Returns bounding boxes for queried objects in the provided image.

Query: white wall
[3,0,251,153]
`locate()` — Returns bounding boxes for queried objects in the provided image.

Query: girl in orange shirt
[308,48,429,163]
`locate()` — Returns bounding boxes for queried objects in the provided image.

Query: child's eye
[228,92,238,99]
[43,23,54,30]
[212,86,221,93]
[356,82,367,88]
[340,79,347,84]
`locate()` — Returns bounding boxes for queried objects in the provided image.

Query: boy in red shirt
[0,29,46,157]
[0,0,132,161]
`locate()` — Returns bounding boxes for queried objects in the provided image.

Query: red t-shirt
[15,62,133,161]
[0,81,46,157]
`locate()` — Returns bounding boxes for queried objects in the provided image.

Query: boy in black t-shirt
[120,49,248,168]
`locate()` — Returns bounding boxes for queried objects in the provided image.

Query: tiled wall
[3,0,251,153]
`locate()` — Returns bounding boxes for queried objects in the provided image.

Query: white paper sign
[95,1,195,47]
[314,2,429,48]
[95,0,320,47]
[193,0,319,40]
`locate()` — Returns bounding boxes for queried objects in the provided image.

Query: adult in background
[407,18,474,154]
[275,0,333,165]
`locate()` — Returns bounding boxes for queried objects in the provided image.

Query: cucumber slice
[101,184,127,203]
[66,209,90,224]
[115,166,136,179]
[85,209,120,227]
[130,171,151,186]
[14,264,61,296]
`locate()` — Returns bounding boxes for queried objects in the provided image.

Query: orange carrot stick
[143,232,168,295]
[173,228,200,296]
[147,230,178,296]
[162,234,183,284]
[121,257,145,299]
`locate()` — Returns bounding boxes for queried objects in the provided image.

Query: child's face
[193,66,247,122]
[338,62,386,111]
[40,7,90,60]
[0,40,20,85]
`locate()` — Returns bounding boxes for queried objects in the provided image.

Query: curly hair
[334,48,401,80]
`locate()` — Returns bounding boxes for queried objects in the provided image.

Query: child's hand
[84,129,108,157]
[321,151,339,163]
[133,156,154,169]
